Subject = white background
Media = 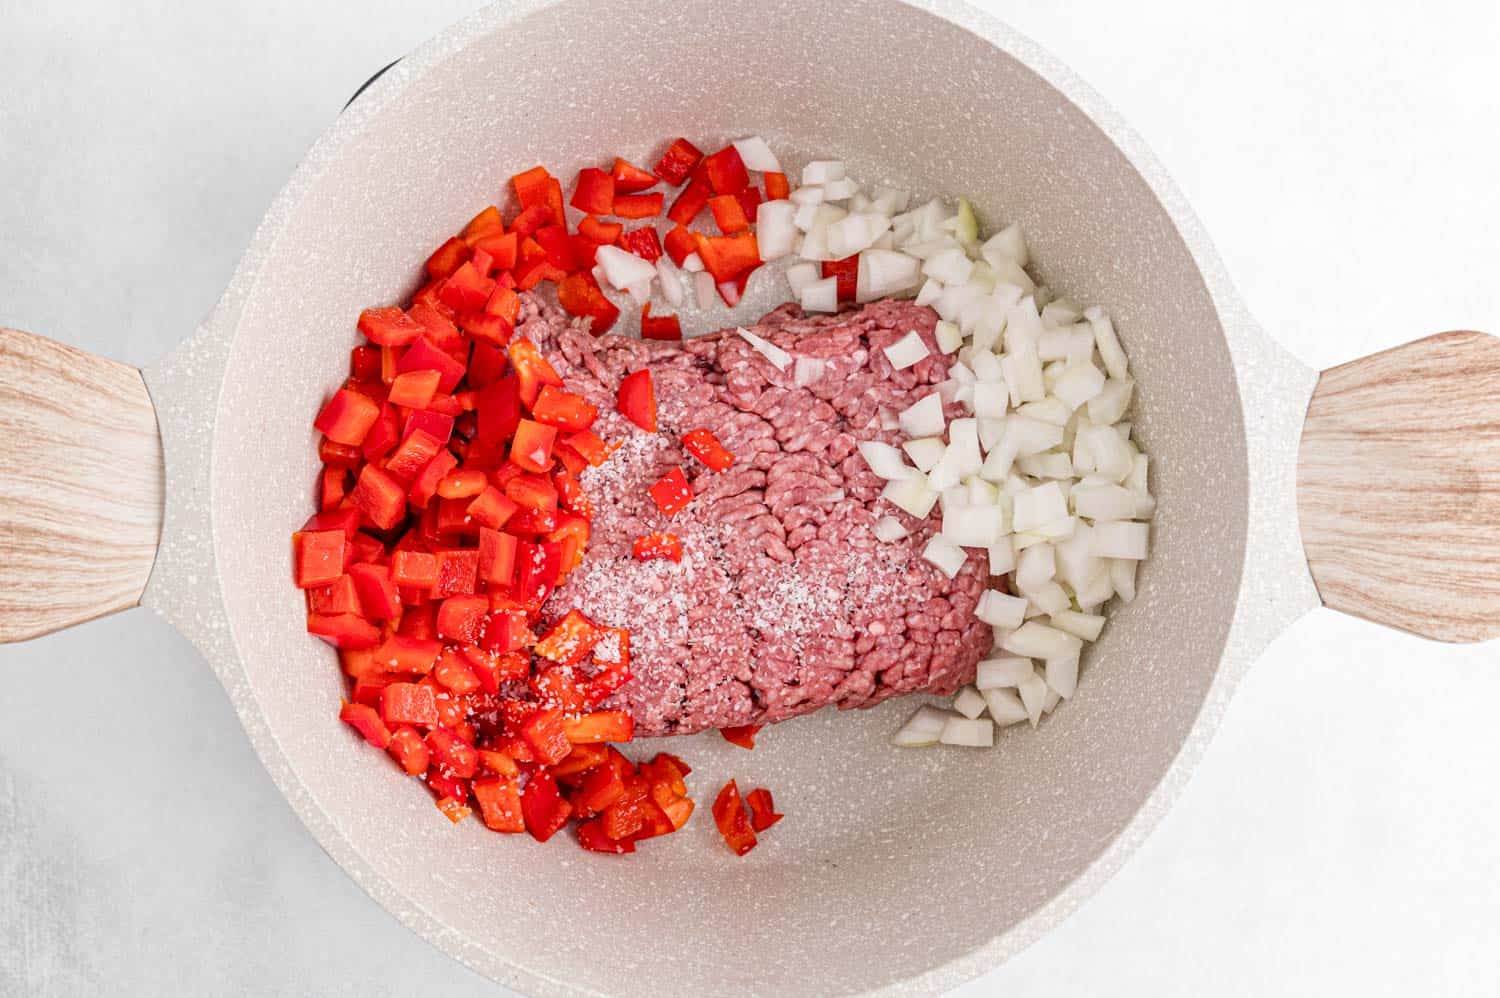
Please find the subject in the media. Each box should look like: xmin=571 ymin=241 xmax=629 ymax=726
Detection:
xmin=3 ymin=2 xmax=1498 ymax=995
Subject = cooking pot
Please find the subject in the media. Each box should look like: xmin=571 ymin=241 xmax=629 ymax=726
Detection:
xmin=3 ymin=1 xmax=1497 ymax=994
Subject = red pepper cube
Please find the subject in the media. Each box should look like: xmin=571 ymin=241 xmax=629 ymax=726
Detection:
xmin=371 ymin=634 xmax=442 ymax=674
xmin=436 ymin=469 xmax=487 ymax=500
xmin=391 ymin=549 xmax=438 ymax=590
xmin=319 ymin=466 xmax=349 ymax=511
xmin=531 ymin=385 xmax=598 ymax=432
xmin=360 ymin=403 xmax=402 ymax=463
xmin=398 ymin=336 xmax=467 ymax=394
xmin=463 ymin=646 xmax=529 ymax=692
xmin=433 ymin=647 xmax=482 ymax=694
xmin=384 ymin=428 xmax=442 ymax=484
xmin=504 ymin=472 xmax=558 ymax=514
xmin=520 ymin=769 xmax=573 ymax=842
xmin=823 ymin=255 xmax=859 ymax=302
xmin=348 ymin=562 xmax=400 ymax=620
xmin=357 ymin=306 xmax=424 ymax=348
xmin=563 ymin=429 xmax=610 ymax=467
xmin=435 ymin=595 xmax=489 ymax=644
xmin=556 ymin=272 xmax=621 ymax=337
xmin=514 ymin=540 xmax=562 ymax=609
xmin=520 ymin=708 xmax=573 ymax=767
xmin=632 ymin=531 xmax=683 ymax=562
xmin=552 ymin=743 xmax=610 ymax=781
xmin=553 ymin=468 xmax=595 ymax=519
xmin=406 ymin=409 xmax=455 ymax=446
xmin=437 ymin=261 xmax=495 ymax=313
xmin=692 ymin=231 xmax=760 ymax=283
xmin=467 ymin=486 xmax=519 ymax=531
xmin=309 ymin=612 xmax=382 ymax=650
xmin=571 ymin=764 xmax=626 ymax=818
xmin=745 ymin=787 xmax=783 ymax=832
xmin=611 ymin=192 xmax=663 ymax=219
xmin=601 ymin=796 xmax=646 ymax=841
xmin=711 ymin=779 xmax=758 ymax=856
xmin=735 ymin=185 xmax=763 ymax=224
xmin=349 ymin=532 xmax=384 ymax=565
xmin=562 ymin=710 xmax=635 ymax=744
xmin=435 ymin=496 xmax=478 ymax=539
xmin=475 ymin=373 xmax=522 ymax=447
xmin=653 ymin=137 xmax=704 ymax=186
xmin=507 ymin=338 xmax=564 ymax=409
xmin=339 ymin=701 xmax=391 ymax=748
xmin=380 ymin=681 xmax=439 ymax=727
xmin=662 ymin=225 xmax=697 ymax=268
xmin=479 ymin=608 xmax=531 ymax=653
xmin=764 ymin=171 xmax=791 ymax=200
xmin=666 ymin=173 xmax=711 ymax=227
xmin=611 ymin=156 xmax=658 ymax=193
xmin=319 ymin=436 xmax=363 ymax=469
xmin=477 ymin=527 xmax=519 ymax=588
xmin=293 ymin=530 xmax=346 ymax=589
xmin=472 ymin=776 xmax=525 ymax=833
xmin=425 ymin=727 xmax=479 ymax=779
xmin=307 ymin=574 xmax=359 ymax=615
xmin=616 ymin=369 xmax=657 ymax=433
xmin=508 ymin=418 xmax=558 ymax=473
xmin=349 ymin=465 xmax=406 ymax=532
xmin=407 ymin=450 xmax=458 ymax=511
xmin=648 ymin=466 xmax=692 ymax=516
xmin=313 ymin=388 xmax=381 ymax=447
xmin=425 ymin=237 xmax=469 ymax=279
xmin=533 ymin=609 xmax=602 ymax=666
xmin=639 ymin=304 xmax=682 ymax=341
xmin=577 ymin=819 xmax=636 ymax=853
xmin=386 ymin=726 xmax=431 ymax=775
xmin=720 ymin=723 xmax=761 ymax=750
xmin=707 ymin=194 xmax=750 ymax=235
xmin=682 ymin=427 xmax=736 ymax=471
xmin=431 ymin=549 xmax=479 ymax=598
xmin=570 ymin=167 xmax=615 ymax=215
xmin=396 ymin=599 xmax=437 ymax=638
xmin=702 ymin=146 xmax=750 ymax=195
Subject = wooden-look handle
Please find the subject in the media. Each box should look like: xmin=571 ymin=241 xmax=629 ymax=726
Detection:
xmin=0 ymin=328 xmax=164 ymax=642
xmin=1298 ymin=330 xmax=1500 ymax=643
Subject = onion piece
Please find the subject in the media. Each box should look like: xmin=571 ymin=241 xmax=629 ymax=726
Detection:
xmin=891 ymin=705 xmax=951 ymax=747
xmin=826 ymin=212 xmax=892 ymax=258
xmin=790 ymin=186 xmax=825 ymax=206
xmin=934 ymin=320 xmax=964 ymax=353
xmin=858 ymin=440 xmax=917 ymax=481
xmin=940 ymin=716 xmax=994 ymax=747
xmin=922 ymin=535 xmax=967 ymax=578
xmin=976 ymin=655 xmax=1034 ymax=690
xmin=801 ymin=160 xmax=846 ymax=185
xmin=883 ymin=330 xmax=930 ymax=371
xmin=655 ymin=258 xmax=685 ymax=307
xmin=734 ymin=326 xmax=792 ymax=371
xmin=881 ymin=476 xmax=938 ymax=519
xmin=953 ymin=685 xmax=987 ymax=720
xmin=595 ymin=245 xmax=657 ymax=291
xmin=981 ymin=687 xmax=1029 ymax=727
xmin=1090 ymin=521 xmax=1149 ymax=560
xmin=987 ymin=538 xmax=1016 ymax=575
xmin=1088 ymin=377 xmax=1134 ymax=425
xmin=1044 ymin=654 xmax=1079 ymax=699
xmin=897 ymin=395 xmax=944 ymax=439
xmin=1028 ymin=580 xmax=1072 ymax=616
xmin=1085 ymin=306 xmax=1128 ymax=380
xmin=976 ymin=589 xmax=1027 ymax=630
xmin=1050 ymin=610 xmax=1105 ymax=642
xmin=942 ymin=505 xmax=1003 ymax=549
xmin=855 ymin=249 xmax=922 ymax=302
xmin=785 ymin=261 xmax=822 ymax=296
xmin=756 ymin=199 xmax=797 ymax=261
xmin=1110 ymin=557 xmax=1138 ymax=602
xmin=822 ymin=177 xmax=860 ymax=201
xmin=1001 ymin=622 xmax=1082 ymax=661
xmin=1012 ymin=482 xmax=1068 ymax=532
xmin=1017 ymin=671 xmax=1049 ymax=726
xmin=731 ymin=135 xmax=781 ymax=172
xmin=1052 ymin=362 xmax=1106 ymax=409
xmin=902 ymin=436 xmax=946 ymax=472
xmin=800 ymin=275 xmax=838 ymax=313
xmin=981 ymin=222 xmax=1029 ymax=268
xmin=1072 ymin=483 xmax=1137 ymax=521
xmin=873 ymin=515 xmax=910 ymax=543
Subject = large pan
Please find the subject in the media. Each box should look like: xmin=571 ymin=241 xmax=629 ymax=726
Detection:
xmin=3 ymin=1 xmax=1496 ymax=994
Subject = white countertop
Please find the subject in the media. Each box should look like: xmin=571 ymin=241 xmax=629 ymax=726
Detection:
xmin=2 ymin=2 xmax=1497 ymax=994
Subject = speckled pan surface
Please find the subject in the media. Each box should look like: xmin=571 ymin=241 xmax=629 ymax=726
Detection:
xmin=139 ymin=1 xmax=1322 ymax=994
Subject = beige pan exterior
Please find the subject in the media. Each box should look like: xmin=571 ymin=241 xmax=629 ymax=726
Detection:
xmin=6 ymin=0 xmax=1488 ymax=995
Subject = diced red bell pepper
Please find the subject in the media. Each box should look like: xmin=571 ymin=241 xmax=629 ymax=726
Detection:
xmin=437 ymin=261 xmax=495 ymax=314
xmin=636 ymin=304 xmax=681 ymax=342
xmin=711 ymin=779 xmax=758 ymax=856
xmin=426 ymin=728 xmax=479 ymax=778
xmin=319 ymin=436 xmax=363 ymax=469
xmin=307 ymin=564 xmax=356 ymax=611
xmin=600 ymin=796 xmax=646 ymax=841
xmin=462 ymin=646 xmax=529 ymax=692
xmin=314 ymin=388 xmax=381 ymax=446
xmin=529 ymin=665 xmax=588 ymax=714
xmin=398 ymin=336 xmax=467 ymax=394
xmin=425 ymin=237 xmax=469 ymax=279
xmin=357 ymin=306 xmax=424 ymax=348
xmin=720 ymin=724 xmax=761 ymax=750
xmin=736 ymin=185 xmax=763 ymax=224
xmin=702 ymin=146 xmax=749 ymax=195
xmin=662 ymin=225 xmax=697 ymax=267
xmin=468 ymin=487 xmax=519 ymax=531
xmin=436 ymin=468 xmax=487 ymax=500
xmin=692 ymin=231 xmax=760 ymax=283
xmin=745 ymin=787 xmax=783 ymax=832
xmin=504 ymin=472 xmax=558 ymax=514
xmin=571 ymin=762 xmax=625 ymax=817
xmin=507 ymin=338 xmax=563 ymax=409
xmin=405 ymin=449 xmax=457 ymax=511
xmin=351 ymin=676 xmax=391 ymax=707
xmin=433 ymin=647 xmax=482 ymax=694
xmin=515 ymin=539 xmax=562 ymax=610
xmin=633 ymin=797 xmax=680 ymax=840
xmin=682 ymin=427 xmax=736 ymax=471
xmin=619 ymin=226 xmax=663 ymax=263
xmin=574 ymin=217 xmax=619 ymax=247
xmin=350 ymin=464 xmax=407 ymax=531
xmin=293 ymin=529 xmax=346 ymax=589
xmin=433 ymin=797 xmax=471 ymax=823
xmin=479 ymin=608 xmax=531 ymax=653
xmin=396 ymin=599 xmax=437 ymax=638
xmin=467 ymin=341 xmax=506 ymax=391
xmin=476 ymin=527 xmax=519 ymax=588
xmin=553 ymin=467 xmax=595 ymax=519
xmin=570 ymin=167 xmax=615 ymax=215
xmin=406 ymin=409 xmax=455 ymax=446
xmin=632 ymin=532 xmax=682 ymax=562
xmin=611 ymin=193 xmax=662 ymax=219
xmin=435 ymin=595 xmax=489 ymax=644
xmin=349 ymin=562 xmax=400 ymax=620
xmin=552 ymin=743 xmax=609 ymax=780
xmin=611 ymin=156 xmax=658 ymax=192
xmin=460 ymin=204 xmax=505 ymax=243
xmin=534 ymin=609 xmax=602 ymax=666
xmin=477 ymin=749 xmax=519 ymax=778
xmin=301 ymin=506 xmax=361 ymax=538
xmin=764 ymin=171 xmax=791 ymax=200
xmin=340 ymin=701 xmax=391 ymax=748
xmin=648 ymin=466 xmax=692 ymax=516
xmin=381 ymin=681 xmax=439 ymax=727
xmin=507 ymin=204 xmax=551 ymax=239
xmin=616 ymin=369 xmax=657 ymax=433
xmin=458 ymin=311 xmax=512 ymax=347
xmin=532 ymin=224 xmax=578 ymax=272
xmin=508 ymin=418 xmax=558 ymax=473
xmin=563 ymin=429 xmax=610 ymax=466
xmin=556 ymin=272 xmax=621 ymax=337
xmin=386 ymin=726 xmax=431 ymax=775
xmin=707 ymin=194 xmax=750 ymax=235
xmin=520 ymin=707 xmax=573 ymax=767
xmin=372 ymin=634 xmax=442 ymax=674
xmin=583 ymin=659 xmax=632 ymax=707
xmin=360 ymin=403 xmax=402 ymax=463
xmin=512 ymin=165 xmax=566 ymax=227
xmin=530 ymin=386 xmax=598 ymax=433
xmin=475 ymin=373 xmax=522 ymax=448
xmin=667 ymin=173 xmax=711 ymax=226
xmin=823 ymin=255 xmax=859 ymax=303
xmin=391 ymin=549 xmax=438 ymax=590
xmin=472 ymin=775 xmax=525 ymax=833
xmin=562 ymin=711 xmax=634 ymax=744
xmin=654 ymin=138 xmax=704 ymax=186
xmin=387 ymin=369 xmax=441 ymax=409
xmin=576 ymin=819 xmax=636 ymax=853
xmin=431 ymin=548 xmax=479 ymax=598
xmin=520 ymin=770 xmax=572 ymax=843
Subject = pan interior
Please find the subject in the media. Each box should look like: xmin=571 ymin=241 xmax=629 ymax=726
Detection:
xmin=210 ymin=1 xmax=1248 ymax=993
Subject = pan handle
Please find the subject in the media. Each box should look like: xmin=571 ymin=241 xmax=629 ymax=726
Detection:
xmin=1297 ymin=330 xmax=1500 ymax=642
xmin=0 ymin=327 xmax=164 ymax=642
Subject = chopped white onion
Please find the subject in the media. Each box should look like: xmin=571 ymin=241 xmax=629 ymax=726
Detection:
xmin=953 ymin=685 xmax=988 ymax=720
xmin=800 ymin=275 xmax=838 ymax=313
xmin=873 ymin=515 xmax=910 ymax=543
xmin=790 ymin=186 xmax=825 ymax=206
xmin=1050 ymin=610 xmax=1105 ymax=642
xmin=1015 ymin=542 xmax=1056 ymax=594
xmin=785 ymin=261 xmax=822 ymax=296
xmin=976 ymin=590 xmax=1028 ymax=630
xmin=1110 ymin=557 xmax=1138 ymax=602
xmin=1085 ymin=306 xmax=1128 ymax=380
xmin=1044 ymin=654 xmax=1079 ymax=699
xmin=923 ymin=246 xmax=975 ymax=286
xmin=821 ymin=176 xmax=860 ymax=201
xmin=881 ymin=476 xmax=938 ymax=519
xmin=595 ymin=245 xmax=658 ymax=292
xmin=858 ymin=440 xmax=917 ymax=481
xmin=756 ymin=200 xmax=798 ymax=261
xmin=1052 ymin=362 xmax=1106 ymax=409
xmin=735 ymin=326 xmax=792 ymax=371
xmin=934 ymin=320 xmax=964 ymax=353
xmin=902 ymin=437 xmax=946 ymax=472
xmin=827 ymin=212 xmax=891 ymax=258
xmin=1012 ymin=482 xmax=1068 ymax=533
xmin=981 ymin=222 xmax=1028 ymax=268
xmin=981 ymin=687 xmax=1030 ymax=727
xmin=976 ymin=656 xmax=1034 ymax=689
xmin=1090 ymin=521 xmax=1149 ymax=560
xmin=682 ymin=252 xmax=705 ymax=273
xmin=1088 ymin=377 xmax=1134 ymax=425
xmin=942 ymin=505 xmax=1003 ymax=549
xmin=987 ymin=538 xmax=1016 ymax=575
xmin=891 ymin=705 xmax=952 ymax=747
xmin=1017 ymin=671 xmax=1049 ymax=726
xmin=1072 ymin=483 xmax=1138 ymax=521
xmin=922 ymin=535 xmax=968 ymax=578
xmin=883 ymin=330 xmax=931 ymax=371
xmin=801 ymin=160 xmax=846 ymax=185
xmin=856 ymin=249 xmax=922 ymax=302
xmin=1027 ymin=580 xmax=1072 ymax=616
xmin=655 ymin=258 xmax=685 ymax=308
xmin=1002 ymin=622 xmax=1082 ymax=662
xmin=732 ymin=135 xmax=782 ymax=173
xmin=940 ymin=716 xmax=994 ymax=747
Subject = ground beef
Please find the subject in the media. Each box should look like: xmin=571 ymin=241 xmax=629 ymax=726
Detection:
xmin=518 ymin=294 xmax=992 ymax=737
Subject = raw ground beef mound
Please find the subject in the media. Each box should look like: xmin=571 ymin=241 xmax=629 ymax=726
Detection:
xmin=519 ymin=294 xmax=992 ymax=737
